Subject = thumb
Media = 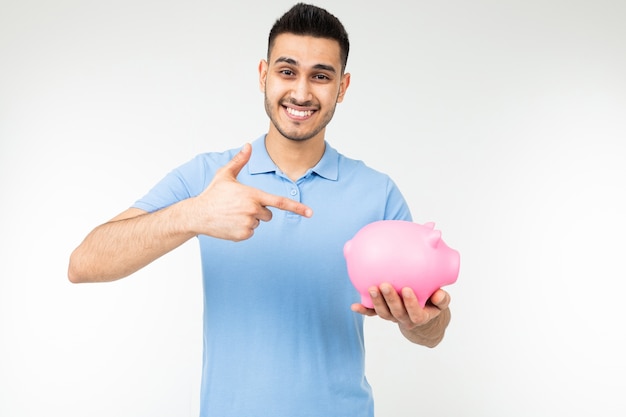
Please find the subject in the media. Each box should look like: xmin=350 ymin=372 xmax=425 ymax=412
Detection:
xmin=220 ymin=143 xmax=252 ymax=179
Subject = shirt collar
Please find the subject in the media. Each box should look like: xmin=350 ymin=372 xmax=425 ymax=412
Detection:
xmin=248 ymin=136 xmax=278 ymax=174
xmin=248 ymin=135 xmax=338 ymax=181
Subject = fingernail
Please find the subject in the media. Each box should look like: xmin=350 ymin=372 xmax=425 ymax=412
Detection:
xmin=369 ymin=288 xmax=378 ymax=299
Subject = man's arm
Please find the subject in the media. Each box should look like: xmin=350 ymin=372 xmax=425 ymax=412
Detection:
xmin=68 ymin=143 xmax=313 ymax=283
xmin=68 ymin=206 xmax=195 ymax=283
xmin=351 ymin=285 xmax=451 ymax=348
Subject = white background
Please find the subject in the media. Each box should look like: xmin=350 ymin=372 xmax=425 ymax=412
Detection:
xmin=1 ymin=0 xmax=625 ymax=416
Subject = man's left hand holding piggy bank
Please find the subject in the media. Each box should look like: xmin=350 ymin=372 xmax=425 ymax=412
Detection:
xmin=351 ymin=286 xmax=451 ymax=348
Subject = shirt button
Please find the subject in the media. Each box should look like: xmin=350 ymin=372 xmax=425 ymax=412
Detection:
xmin=290 ymin=189 xmax=298 ymax=196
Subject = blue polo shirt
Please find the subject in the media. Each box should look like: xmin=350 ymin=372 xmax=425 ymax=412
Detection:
xmin=133 ymin=135 xmax=412 ymax=417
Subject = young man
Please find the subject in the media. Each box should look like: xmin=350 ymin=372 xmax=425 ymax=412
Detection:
xmin=69 ymin=3 xmax=451 ymax=416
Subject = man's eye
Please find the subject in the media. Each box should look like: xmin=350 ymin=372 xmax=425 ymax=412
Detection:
xmin=314 ymin=74 xmax=330 ymax=80
xmin=280 ymin=69 xmax=295 ymax=76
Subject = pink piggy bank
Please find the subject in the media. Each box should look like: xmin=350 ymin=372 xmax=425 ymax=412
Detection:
xmin=343 ymin=220 xmax=460 ymax=308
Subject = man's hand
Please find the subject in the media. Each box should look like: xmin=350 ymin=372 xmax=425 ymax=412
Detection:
xmin=351 ymin=284 xmax=451 ymax=347
xmin=183 ymin=143 xmax=313 ymax=241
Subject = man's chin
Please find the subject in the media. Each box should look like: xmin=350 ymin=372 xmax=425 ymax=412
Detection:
xmin=276 ymin=128 xmax=319 ymax=142
xmin=284 ymin=134 xmax=315 ymax=142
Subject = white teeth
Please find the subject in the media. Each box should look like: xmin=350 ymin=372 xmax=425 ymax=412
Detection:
xmin=287 ymin=107 xmax=313 ymax=117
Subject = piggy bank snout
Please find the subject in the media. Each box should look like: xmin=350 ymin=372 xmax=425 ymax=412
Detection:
xmin=441 ymin=247 xmax=461 ymax=286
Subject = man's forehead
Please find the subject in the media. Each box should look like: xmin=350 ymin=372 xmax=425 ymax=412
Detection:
xmin=269 ymin=33 xmax=341 ymax=68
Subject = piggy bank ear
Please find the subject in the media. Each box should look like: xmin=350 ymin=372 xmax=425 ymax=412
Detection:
xmin=427 ymin=230 xmax=442 ymax=248
xmin=423 ymin=222 xmax=436 ymax=230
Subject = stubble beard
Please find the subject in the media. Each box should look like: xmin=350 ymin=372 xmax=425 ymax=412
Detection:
xmin=264 ymin=94 xmax=337 ymax=142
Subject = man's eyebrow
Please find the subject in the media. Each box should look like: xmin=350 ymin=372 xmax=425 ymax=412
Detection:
xmin=313 ymin=63 xmax=337 ymax=74
xmin=274 ymin=57 xmax=337 ymax=74
xmin=275 ymin=56 xmax=298 ymax=66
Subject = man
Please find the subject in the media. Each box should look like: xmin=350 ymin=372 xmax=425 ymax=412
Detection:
xmin=68 ymin=3 xmax=451 ymax=416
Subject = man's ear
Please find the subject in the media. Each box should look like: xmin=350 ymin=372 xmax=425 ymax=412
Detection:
xmin=258 ymin=60 xmax=268 ymax=92
xmin=337 ymin=72 xmax=351 ymax=103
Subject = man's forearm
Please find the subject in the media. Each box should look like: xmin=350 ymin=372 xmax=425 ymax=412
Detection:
xmin=68 ymin=205 xmax=196 ymax=283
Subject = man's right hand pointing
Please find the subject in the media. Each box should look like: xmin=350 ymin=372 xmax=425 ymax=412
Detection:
xmin=184 ymin=143 xmax=313 ymax=241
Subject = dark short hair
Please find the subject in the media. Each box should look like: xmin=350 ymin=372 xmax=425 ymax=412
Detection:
xmin=268 ymin=3 xmax=350 ymax=72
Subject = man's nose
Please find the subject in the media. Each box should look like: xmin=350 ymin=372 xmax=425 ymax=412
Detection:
xmin=290 ymin=77 xmax=313 ymax=104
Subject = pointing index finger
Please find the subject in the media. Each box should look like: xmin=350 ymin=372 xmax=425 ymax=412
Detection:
xmin=256 ymin=190 xmax=313 ymax=218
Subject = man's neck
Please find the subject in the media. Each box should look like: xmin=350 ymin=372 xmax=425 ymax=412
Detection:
xmin=265 ymin=131 xmax=326 ymax=181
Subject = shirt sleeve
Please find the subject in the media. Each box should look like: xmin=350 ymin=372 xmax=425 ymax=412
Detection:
xmin=384 ymin=178 xmax=413 ymax=221
xmin=132 ymin=154 xmax=211 ymax=213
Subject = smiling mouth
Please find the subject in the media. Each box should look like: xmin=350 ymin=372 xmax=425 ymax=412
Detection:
xmin=285 ymin=106 xmax=315 ymax=118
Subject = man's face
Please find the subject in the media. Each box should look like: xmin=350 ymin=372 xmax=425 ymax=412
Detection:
xmin=259 ymin=33 xmax=350 ymax=142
